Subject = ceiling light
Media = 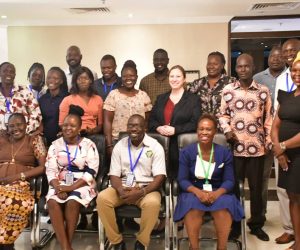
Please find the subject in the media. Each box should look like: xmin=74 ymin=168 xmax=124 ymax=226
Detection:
xmin=1 ymin=15 xmax=7 ymax=19
xmin=128 ymin=13 xmax=133 ymax=18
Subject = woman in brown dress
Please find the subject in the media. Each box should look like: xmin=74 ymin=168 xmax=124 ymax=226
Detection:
xmin=0 ymin=113 xmax=46 ymax=250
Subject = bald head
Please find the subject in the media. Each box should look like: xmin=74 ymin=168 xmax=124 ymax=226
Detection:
xmin=235 ymin=53 xmax=255 ymax=85
xmin=66 ymin=45 xmax=82 ymax=69
xmin=282 ymin=39 xmax=300 ymax=67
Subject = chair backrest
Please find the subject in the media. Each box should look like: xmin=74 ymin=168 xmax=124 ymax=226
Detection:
xmin=177 ymin=133 xmax=228 ymax=150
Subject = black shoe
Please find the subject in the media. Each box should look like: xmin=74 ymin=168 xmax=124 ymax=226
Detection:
xmin=134 ymin=241 xmax=145 ymax=250
xmin=250 ymin=228 xmax=269 ymax=241
xmin=228 ymin=228 xmax=241 ymax=240
xmin=151 ymin=227 xmax=165 ymax=235
xmin=91 ymin=211 xmax=98 ymax=230
xmin=124 ymin=218 xmax=140 ymax=231
xmin=113 ymin=241 xmax=126 ymax=250
xmin=77 ymin=214 xmax=88 ymax=230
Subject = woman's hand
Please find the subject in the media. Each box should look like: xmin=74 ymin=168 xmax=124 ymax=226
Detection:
xmin=207 ymin=190 xmax=221 ymax=204
xmin=194 ymin=189 xmax=210 ymax=204
xmin=57 ymin=192 xmax=68 ymax=200
xmin=156 ymin=125 xmax=175 ymax=136
xmin=272 ymin=142 xmax=284 ymax=158
xmin=277 ymin=154 xmax=290 ymax=171
xmin=57 ymin=184 xmax=74 ymax=193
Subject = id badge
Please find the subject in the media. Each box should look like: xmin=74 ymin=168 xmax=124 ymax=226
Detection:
xmin=4 ymin=113 xmax=12 ymax=125
xmin=65 ymin=172 xmax=74 ymax=185
xmin=203 ymin=184 xmax=213 ymax=192
xmin=125 ymin=172 xmax=135 ymax=187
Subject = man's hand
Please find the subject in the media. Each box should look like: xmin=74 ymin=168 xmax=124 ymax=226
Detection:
xmin=225 ymin=131 xmax=238 ymax=144
xmin=121 ymin=187 xmax=144 ymax=204
xmin=272 ymin=142 xmax=284 ymax=158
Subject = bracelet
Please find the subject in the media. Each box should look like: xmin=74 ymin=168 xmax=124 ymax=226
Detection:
xmin=20 ymin=172 xmax=26 ymax=181
xmin=279 ymin=142 xmax=286 ymax=151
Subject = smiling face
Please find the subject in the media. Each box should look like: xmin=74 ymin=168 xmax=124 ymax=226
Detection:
xmin=127 ymin=115 xmax=145 ymax=145
xmin=206 ymin=55 xmax=224 ymax=78
xmin=66 ymin=47 xmax=82 ymax=68
xmin=0 ymin=63 xmax=16 ymax=86
xmin=46 ymin=70 xmax=63 ymax=91
xmin=62 ymin=115 xmax=81 ymax=141
xmin=153 ymin=51 xmax=169 ymax=73
xmin=76 ymin=72 xmax=92 ymax=93
xmin=121 ymin=67 xmax=138 ymax=90
xmin=282 ymin=40 xmax=300 ymax=67
xmin=7 ymin=115 xmax=27 ymax=141
xmin=168 ymin=67 xmax=185 ymax=90
xmin=101 ymin=59 xmax=117 ymax=81
xmin=291 ymin=61 xmax=300 ymax=86
xmin=197 ymin=118 xmax=217 ymax=145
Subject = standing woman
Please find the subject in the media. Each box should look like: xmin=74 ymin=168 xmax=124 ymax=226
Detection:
xmin=39 ymin=67 xmax=69 ymax=146
xmin=103 ymin=60 xmax=152 ymax=155
xmin=271 ymin=52 xmax=300 ymax=250
xmin=59 ymin=66 xmax=103 ymax=136
xmin=27 ymin=62 xmax=47 ymax=100
xmin=0 ymin=62 xmax=41 ymax=134
xmin=187 ymin=52 xmax=235 ymax=118
xmin=149 ymin=65 xmax=201 ymax=179
xmin=46 ymin=106 xmax=99 ymax=250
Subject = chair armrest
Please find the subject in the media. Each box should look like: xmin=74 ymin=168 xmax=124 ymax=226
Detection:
xmin=239 ymin=180 xmax=245 ymax=198
xmin=164 ymin=178 xmax=170 ymax=196
xmin=172 ymin=179 xmax=179 ymax=196
xmin=99 ymin=175 xmax=110 ymax=191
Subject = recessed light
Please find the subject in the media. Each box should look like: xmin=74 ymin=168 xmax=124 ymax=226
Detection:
xmin=261 ymin=42 xmax=264 ymax=45
xmin=264 ymin=45 xmax=268 ymax=48
xmin=1 ymin=15 xmax=7 ymax=19
xmin=128 ymin=13 xmax=133 ymax=18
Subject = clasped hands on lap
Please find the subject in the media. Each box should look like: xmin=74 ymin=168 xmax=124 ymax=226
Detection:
xmin=117 ymin=186 xmax=145 ymax=204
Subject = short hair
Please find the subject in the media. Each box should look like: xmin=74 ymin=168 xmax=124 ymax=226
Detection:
xmin=67 ymin=45 xmax=81 ymax=55
xmin=27 ymin=62 xmax=45 ymax=87
xmin=154 ymin=48 xmax=168 ymax=57
xmin=70 ymin=66 xmax=97 ymax=96
xmin=48 ymin=67 xmax=68 ymax=93
xmin=101 ymin=54 xmax=116 ymax=65
xmin=208 ymin=51 xmax=226 ymax=74
xmin=270 ymin=45 xmax=282 ymax=53
xmin=169 ymin=65 xmax=186 ymax=78
xmin=8 ymin=113 xmax=26 ymax=124
xmin=121 ymin=60 xmax=137 ymax=75
xmin=0 ymin=61 xmax=10 ymax=71
xmin=197 ymin=113 xmax=218 ymax=130
xmin=66 ymin=104 xmax=84 ymax=127
xmin=127 ymin=114 xmax=145 ymax=126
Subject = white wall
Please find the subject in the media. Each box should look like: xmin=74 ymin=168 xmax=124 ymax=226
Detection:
xmin=7 ymin=23 xmax=228 ymax=85
xmin=0 ymin=25 xmax=8 ymax=64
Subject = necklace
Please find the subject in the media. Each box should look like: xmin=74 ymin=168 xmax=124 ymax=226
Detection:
xmin=11 ymin=136 xmax=27 ymax=163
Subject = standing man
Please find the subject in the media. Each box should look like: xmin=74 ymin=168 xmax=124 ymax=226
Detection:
xmin=64 ymin=45 xmax=98 ymax=91
xmin=139 ymin=48 xmax=171 ymax=105
xmin=97 ymin=114 xmax=166 ymax=250
xmin=272 ymin=38 xmax=300 ymax=246
xmin=94 ymin=54 xmax=122 ymax=101
xmin=219 ymin=54 xmax=272 ymax=241
xmin=253 ymin=45 xmax=286 ymax=223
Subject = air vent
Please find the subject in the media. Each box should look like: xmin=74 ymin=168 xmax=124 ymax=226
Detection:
xmin=68 ymin=7 xmax=110 ymax=14
xmin=249 ymin=2 xmax=300 ymax=11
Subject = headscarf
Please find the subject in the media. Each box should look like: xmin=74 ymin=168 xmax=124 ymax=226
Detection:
xmin=293 ymin=51 xmax=300 ymax=65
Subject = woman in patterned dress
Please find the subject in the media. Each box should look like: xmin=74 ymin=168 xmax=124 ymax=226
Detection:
xmin=0 ymin=113 xmax=46 ymax=250
xmin=46 ymin=106 xmax=99 ymax=250
xmin=103 ymin=60 xmax=152 ymax=156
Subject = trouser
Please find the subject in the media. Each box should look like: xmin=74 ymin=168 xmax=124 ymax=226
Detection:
xmin=275 ymin=158 xmax=294 ymax=235
xmin=262 ymin=151 xmax=274 ymax=218
xmin=97 ymin=187 xmax=161 ymax=247
xmin=234 ymin=156 xmax=265 ymax=230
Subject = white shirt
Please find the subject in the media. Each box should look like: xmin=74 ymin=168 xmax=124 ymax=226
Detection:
xmin=64 ymin=68 xmax=98 ymax=92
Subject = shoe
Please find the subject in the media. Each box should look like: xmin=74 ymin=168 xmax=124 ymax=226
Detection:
xmin=275 ymin=232 xmax=294 ymax=244
xmin=134 ymin=240 xmax=145 ymax=250
xmin=77 ymin=214 xmax=88 ymax=230
xmin=228 ymin=228 xmax=241 ymax=240
xmin=91 ymin=211 xmax=98 ymax=230
xmin=250 ymin=228 xmax=269 ymax=241
xmin=113 ymin=241 xmax=126 ymax=250
xmin=151 ymin=227 xmax=165 ymax=235
xmin=124 ymin=218 xmax=140 ymax=231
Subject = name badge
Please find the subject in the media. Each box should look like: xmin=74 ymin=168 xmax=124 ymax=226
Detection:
xmin=65 ymin=172 xmax=74 ymax=185
xmin=203 ymin=184 xmax=213 ymax=192
xmin=125 ymin=172 xmax=135 ymax=187
xmin=4 ymin=113 xmax=12 ymax=125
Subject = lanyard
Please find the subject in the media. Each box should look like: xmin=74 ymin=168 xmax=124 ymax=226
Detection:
xmin=286 ymin=73 xmax=295 ymax=93
xmin=128 ymin=138 xmax=144 ymax=173
xmin=28 ymin=85 xmax=42 ymax=100
xmin=103 ymin=81 xmax=115 ymax=94
xmin=64 ymin=136 xmax=80 ymax=171
xmin=197 ymin=143 xmax=214 ymax=184
xmin=0 ymin=87 xmax=13 ymax=113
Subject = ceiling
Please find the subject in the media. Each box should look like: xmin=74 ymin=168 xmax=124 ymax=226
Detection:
xmin=0 ymin=0 xmax=300 ymax=26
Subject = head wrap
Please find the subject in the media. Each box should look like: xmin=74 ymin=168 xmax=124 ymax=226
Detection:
xmin=293 ymin=51 xmax=300 ymax=65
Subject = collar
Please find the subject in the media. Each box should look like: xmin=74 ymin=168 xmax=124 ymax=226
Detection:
xmin=233 ymin=80 xmax=259 ymax=90
xmin=100 ymin=74 xmax=119 ymax=85
xmin=128 ymin=133 xmax=151 ymax=148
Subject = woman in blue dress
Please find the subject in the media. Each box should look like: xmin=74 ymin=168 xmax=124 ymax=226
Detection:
xmin=173 ymin=114 xmax=244 ymax=250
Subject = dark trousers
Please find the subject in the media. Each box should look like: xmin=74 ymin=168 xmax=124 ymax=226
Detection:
xmin=234 ymin=156 xmax=265 ymax=230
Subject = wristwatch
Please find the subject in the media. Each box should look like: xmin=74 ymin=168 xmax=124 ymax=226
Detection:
xmin=279 ymin=142 xmax=287 ymax=151
xmin=20 ymin=172 xmax=26 ymax=181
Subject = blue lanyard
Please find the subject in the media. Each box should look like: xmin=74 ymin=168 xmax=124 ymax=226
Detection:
xmin=1 ymin=87 xmax=13 ymax=113
xmin=128 ymin=138 xmax=144 ymax=173
xmin=103 ymin=81 xmax=115 ymax=94
xmin=64 ymin=137 xmax=80 ymax=171
xmin=29 ymin=85 xmax=42 ymax=100
xmin=286 ymin=73 xmax=295 ymax=93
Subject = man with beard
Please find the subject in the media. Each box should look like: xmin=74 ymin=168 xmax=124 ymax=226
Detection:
xmin=64 ymin=45 xmax=98 ymax=91
xmin=94 ymin=54 xmax=122 ymax=101
xmin=97 ymin=114 xmax=166 ymax=250
xmin=139 ymin=49 xmax=171 ymax=105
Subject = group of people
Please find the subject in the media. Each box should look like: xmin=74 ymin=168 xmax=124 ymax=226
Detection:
xmin=0 ymin=37 xmax=299 ymax=250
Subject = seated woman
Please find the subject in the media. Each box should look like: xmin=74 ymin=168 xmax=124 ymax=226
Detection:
xmin=39 ymin=67 xmax=69 ymax=146
xmin=59 ymin=66 xmax=103 ymax=136
xmin=148 ymin=65 xmax=201 ymax=179
xmin=173 ymin=114 xmax=244 ymax=250
xmin=46 ymin=105 xmax=99 ymax=250
xmin=0 ymin=113 xmax=46 ymax=250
